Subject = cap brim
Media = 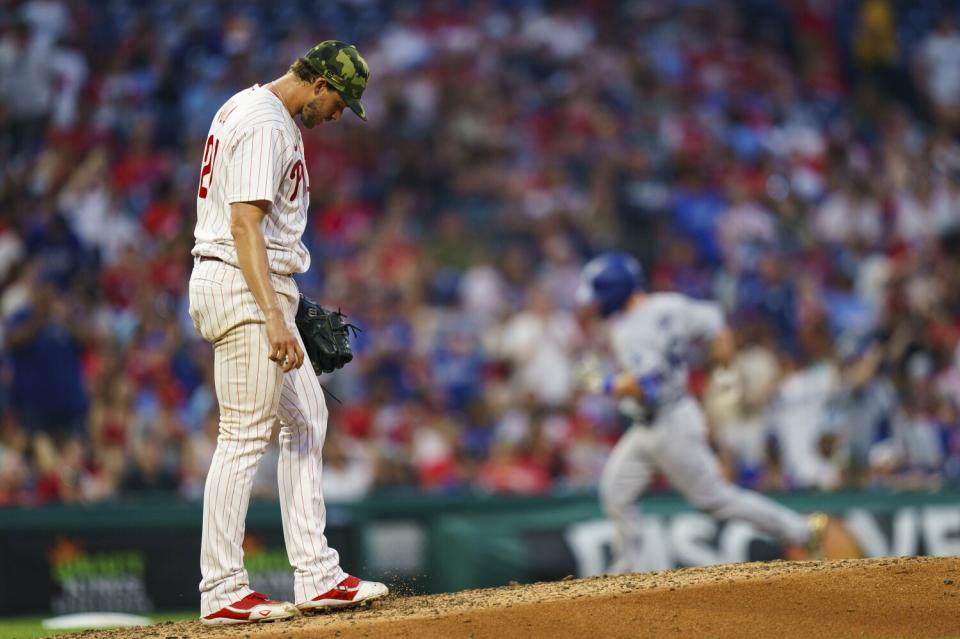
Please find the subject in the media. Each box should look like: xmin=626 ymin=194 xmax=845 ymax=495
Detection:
xmin=343 ymin=95 xmax=367 ymax=121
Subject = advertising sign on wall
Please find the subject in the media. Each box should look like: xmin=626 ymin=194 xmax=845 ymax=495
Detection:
xmin=0 ymin=506 xmax=355 ymax=615
xmin=3 ymin=492 xmax=960 ymax=615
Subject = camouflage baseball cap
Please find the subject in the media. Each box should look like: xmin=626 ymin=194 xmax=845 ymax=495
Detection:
xmin=302 ymin=40 xmax=370 ymax=121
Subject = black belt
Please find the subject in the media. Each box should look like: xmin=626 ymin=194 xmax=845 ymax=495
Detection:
xmin=197 ymin=255 xmax=293 ymax=277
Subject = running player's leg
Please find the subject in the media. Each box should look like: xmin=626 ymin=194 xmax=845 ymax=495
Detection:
xmin=599 ymin=426 xmax=656 ymax=574
xmin=199 ymin=321 xmax=284 ymax=616
xmin=276 ymin=328 xmax=346 ymax=605
xmin=658 ymin=399 xmax=810 ymax=545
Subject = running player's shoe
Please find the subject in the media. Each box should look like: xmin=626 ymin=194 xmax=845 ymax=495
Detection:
xmin=807 ymin=512 xmax=829 ymax=560
xmin=297 ymin=574 xmax=389 ymax=612
xmin=201 ymin=591 xmax=300 ymax=625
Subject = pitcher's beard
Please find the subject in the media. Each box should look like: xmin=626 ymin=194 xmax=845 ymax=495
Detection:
xmin=301 ymin=101 xmax=323 ymax=128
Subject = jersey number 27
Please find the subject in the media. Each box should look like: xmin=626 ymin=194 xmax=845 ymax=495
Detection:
xmin=197 ymin=134 xmax=220 ymax=199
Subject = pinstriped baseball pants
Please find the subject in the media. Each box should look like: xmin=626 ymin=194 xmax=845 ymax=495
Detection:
xmin=189 ymin=259 xmax=346 ymax=615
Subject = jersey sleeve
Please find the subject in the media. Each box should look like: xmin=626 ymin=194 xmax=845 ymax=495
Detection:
xmin=224 ymin=126 xmax=288 ymax=204
xmin=684 ymin=298 xmax=725 ymax=340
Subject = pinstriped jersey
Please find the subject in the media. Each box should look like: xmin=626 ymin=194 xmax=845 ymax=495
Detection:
xmin=192 ymin=85 xmax=311 ymax=275
xmin=610 ymin=293 xmax=725 ymax=407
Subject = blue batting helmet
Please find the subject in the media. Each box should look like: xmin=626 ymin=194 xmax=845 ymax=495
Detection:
xmin=576 ymin=252 xmax=644 ymax=318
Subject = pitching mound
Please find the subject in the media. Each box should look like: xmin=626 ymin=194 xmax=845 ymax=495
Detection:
xmin=75 ymin=556 xmax=959 ymax=639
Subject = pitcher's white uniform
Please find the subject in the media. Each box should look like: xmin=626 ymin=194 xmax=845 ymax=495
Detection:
xmin=188 ymin=84 xmax=346 ymax=616
xmin=600 ymin=293 xmax=811 ymax=574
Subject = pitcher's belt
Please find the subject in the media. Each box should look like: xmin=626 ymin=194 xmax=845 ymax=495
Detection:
xmin=196 ymin=255 xmax=293 ymax=277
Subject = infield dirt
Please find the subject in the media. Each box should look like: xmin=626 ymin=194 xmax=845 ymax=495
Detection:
xmin=70 ymin=556 xmax=960 ymax=639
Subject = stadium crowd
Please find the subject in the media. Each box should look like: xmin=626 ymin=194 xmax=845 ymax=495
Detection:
xmin=3 ymin=0 xmax=960 ymax=506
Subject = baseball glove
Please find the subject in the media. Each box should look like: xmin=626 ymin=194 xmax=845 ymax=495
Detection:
xmin=294 ymin=294 xmax=360 ymax=376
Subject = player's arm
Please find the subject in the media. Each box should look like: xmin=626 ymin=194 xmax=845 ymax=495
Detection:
xmin=683 ymin=297 xmax=734 ymax=368
xmin=230 ymin=201 xmax=304 ymax=372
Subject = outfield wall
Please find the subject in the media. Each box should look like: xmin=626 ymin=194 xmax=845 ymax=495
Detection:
xmin=1 ymin=490 xmax=958 ymax=615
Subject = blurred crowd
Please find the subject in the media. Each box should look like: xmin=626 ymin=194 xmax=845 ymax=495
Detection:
xmin=4 ymin=0 xmax=960 ymax=507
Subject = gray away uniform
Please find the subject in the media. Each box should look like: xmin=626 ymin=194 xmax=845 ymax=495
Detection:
xmin=600 ymin=293 xmax=810 ymax=574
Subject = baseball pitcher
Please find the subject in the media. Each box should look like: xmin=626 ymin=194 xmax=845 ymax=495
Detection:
xmin=575 ymin=253 xmax=828 ymax=574
xmin=188 ymin=41 xmax=387 ymax=625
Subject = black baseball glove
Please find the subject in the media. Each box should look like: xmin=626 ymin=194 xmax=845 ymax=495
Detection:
xmin=294 ymin=294 xmax=360 ymax=375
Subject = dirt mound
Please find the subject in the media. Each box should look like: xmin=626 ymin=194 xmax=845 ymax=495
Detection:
xmin=75 ymin=557 xmax=960 ymax=639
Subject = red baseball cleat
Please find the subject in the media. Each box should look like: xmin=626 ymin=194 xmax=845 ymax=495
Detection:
xmin=297 ymin=574 xmax=389 ymax=612
xmin=201 ymin=591 xmax=300 ymax=625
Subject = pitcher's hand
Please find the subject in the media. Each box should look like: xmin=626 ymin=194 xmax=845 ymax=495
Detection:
xmin=266 ymin=309 xmax=304 ymax=372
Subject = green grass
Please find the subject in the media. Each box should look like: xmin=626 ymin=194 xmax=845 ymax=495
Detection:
xmin=0 ymin=612 xmax=196 ymax=639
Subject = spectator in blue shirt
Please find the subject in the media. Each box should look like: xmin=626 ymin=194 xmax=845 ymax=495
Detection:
xmin=6 ymin=284 xmax=91 ymax=440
